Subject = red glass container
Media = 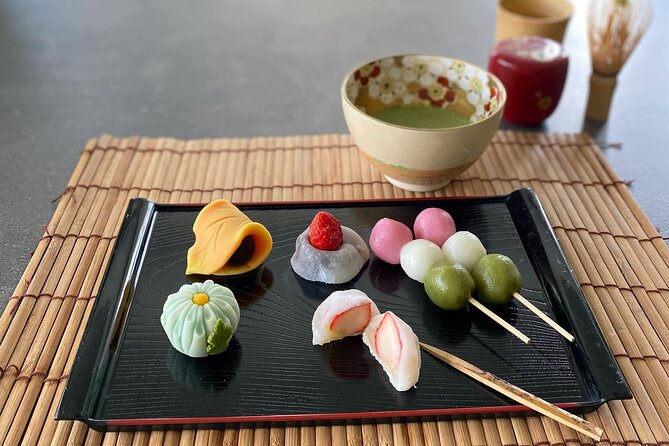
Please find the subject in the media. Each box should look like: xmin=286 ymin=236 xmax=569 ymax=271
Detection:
xmin=488 ymin=36 xmax=568 ymax=125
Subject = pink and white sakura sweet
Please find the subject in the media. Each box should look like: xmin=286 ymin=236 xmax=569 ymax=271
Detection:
xmin=311 ymin=289 xmax=381 ymax=346
xmin=362 ymin=311 xmax=421 ymax=391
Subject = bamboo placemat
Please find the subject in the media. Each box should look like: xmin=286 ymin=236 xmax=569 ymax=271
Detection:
xmin=1 ymin=131 xmax=668 ymax=446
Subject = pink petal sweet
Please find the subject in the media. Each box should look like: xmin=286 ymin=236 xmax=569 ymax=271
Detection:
xmin=369 ymin=218 xmax=413 ymax=265
xmin=413 ymin=208 xmax=456 ymax=246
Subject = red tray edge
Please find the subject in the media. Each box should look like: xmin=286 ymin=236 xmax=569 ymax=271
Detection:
xmin=107 ymin=402 xmax=581 ymax=426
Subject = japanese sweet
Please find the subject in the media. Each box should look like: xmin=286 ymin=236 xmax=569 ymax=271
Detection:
xmin=399 ymin=239 xmax=445 ymax=283
xmin=472 ymin=253 xmax=522 ymax=304
xmin=362 ymin=311 xmax=421 ymax=391
xmin=291 ymin=211 xmax=370 ymax=284
xmin=312 ymin=289 xmax=380 ymax=345
xmin=413 ymin=208 xmax=456 ymax=246
xmin=369 ymin=218 xmax=414 ymax=264
xmin=161 ymin=280 xmax=241 ymax=358
xmin=423 ymin=261 xmax=475 ymax=310
xmin=441 ymin=231 xmax=486 ymax=272
xmin=186 ymin=199 xmax=273 ymax=276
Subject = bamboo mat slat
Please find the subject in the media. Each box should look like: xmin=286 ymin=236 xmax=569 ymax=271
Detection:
xmin=1 ymin=131 xmax=668 ymax=446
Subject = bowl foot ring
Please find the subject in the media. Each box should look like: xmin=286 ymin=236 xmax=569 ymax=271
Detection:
xmin=384 ymin=176 xmax=452 ymax=192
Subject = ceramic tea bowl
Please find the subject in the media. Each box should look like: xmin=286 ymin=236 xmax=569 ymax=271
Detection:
xmin=341 ymin=54 xmax=506 ymax=192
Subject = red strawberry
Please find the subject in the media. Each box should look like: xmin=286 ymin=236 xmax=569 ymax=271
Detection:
xmin=309 ymin=211 xmax=343 ymax=251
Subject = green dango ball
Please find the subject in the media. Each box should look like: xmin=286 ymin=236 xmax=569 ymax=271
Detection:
xmin=424 ymin=261 xmax=474 ymax=310
xmin=472 ymin=254 xmax=522 ymax=305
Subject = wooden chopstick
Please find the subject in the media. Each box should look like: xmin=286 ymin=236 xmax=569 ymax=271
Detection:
xmin=419 ymin=342 xmax=604 ymax=441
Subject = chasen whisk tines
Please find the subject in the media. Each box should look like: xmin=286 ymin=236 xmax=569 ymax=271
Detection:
xmin=586 ymin=0 xmax=653 ymax=121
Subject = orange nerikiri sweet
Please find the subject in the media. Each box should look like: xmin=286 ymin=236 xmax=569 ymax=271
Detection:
xmin=186 ymin=199 xmax=273 ymax=276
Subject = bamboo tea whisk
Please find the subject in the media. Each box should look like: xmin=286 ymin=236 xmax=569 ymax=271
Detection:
xmin=586 ymin=0 xmax=652 ymax=121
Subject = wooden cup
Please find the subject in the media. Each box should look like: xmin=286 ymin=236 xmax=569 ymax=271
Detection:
xmin=496 ymin=0 xmax=572 ymax=43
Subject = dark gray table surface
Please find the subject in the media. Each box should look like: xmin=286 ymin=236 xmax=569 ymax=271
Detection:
xmin=1 ymin=0 xmax=667 ymax=310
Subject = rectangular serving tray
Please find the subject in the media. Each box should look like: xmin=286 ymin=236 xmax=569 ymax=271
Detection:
xmin=57 ymin=188 xmax=630 ymax=431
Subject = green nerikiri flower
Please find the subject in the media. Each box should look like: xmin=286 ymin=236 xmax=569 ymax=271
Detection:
xmin=160 ymin=280 xmax=240 ymax=357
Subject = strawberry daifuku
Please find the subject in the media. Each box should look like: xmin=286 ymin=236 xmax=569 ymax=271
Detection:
xmin=413 ymin=208 xmax=456 ymax=246
xmin=362 ymin=311 xmax=421 ymax=391
xmin=311 ymin=289 xmax=380 ymax=345
xmin=369 ymin=218 xmax=414 ymax=264
xmin=291 ymin=211 xmax=370 ymax=284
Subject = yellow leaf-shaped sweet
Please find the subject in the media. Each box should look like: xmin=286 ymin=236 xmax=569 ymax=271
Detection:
xmin=186 ymin=199 xmax=273 ymax=276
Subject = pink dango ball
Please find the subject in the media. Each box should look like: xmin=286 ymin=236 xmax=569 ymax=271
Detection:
xmin=369 ymin=218 xmax=414 ymax=264
xmin=413 ymin=208 xmax=456 ymax=246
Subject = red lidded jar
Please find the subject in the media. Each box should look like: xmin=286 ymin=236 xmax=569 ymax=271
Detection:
xmin=488 ymin=36 xmax=568 ymax=125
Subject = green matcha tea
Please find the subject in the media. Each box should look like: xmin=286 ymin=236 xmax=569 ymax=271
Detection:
xmin=371 ymin=105 xmax=470 ymax=129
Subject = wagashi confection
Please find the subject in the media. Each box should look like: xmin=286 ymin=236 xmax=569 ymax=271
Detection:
xmin=161 ymin=280 xmax=240 ymax=358
xmin=413 ymin=207 xmax=456 ymax=246
xmin=423 ymin=261 xmax=475 ymax=310
xmin=472 ymin=253 xmax=522 ymax=305
xmin=399 ymin=239 xmax=444 ymax=283
xmin=311 ymin=289 xmax=380 ymax=345
xmin=362 ymin=311 xmax=421 ymax=391
xmin=369 ymin=218 xmax=413 ymax=265
xmin=186 ymin=199 xmax=272 ymax=276
xmin=310 ymin=290 xmax=421 ymax=392
xmin=291 ymin=212 xmax=370 ymax=284
xmin=441 ymin=230 xmax=486 ymax=272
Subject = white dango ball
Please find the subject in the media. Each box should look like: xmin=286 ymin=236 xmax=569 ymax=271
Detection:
xmin=400 ymin=239 xmax=444 ymax=283
xmin=441 ymin=231 xmax=486 ymax=272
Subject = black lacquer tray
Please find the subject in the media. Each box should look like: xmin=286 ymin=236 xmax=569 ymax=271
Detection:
xmin=56 ymin=189 xmax=630 ymax=431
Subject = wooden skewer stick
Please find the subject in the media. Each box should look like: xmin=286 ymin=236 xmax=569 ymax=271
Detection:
xmin=419 ymin=342 xmax=604 ymax=441
xmin=513 ymin=293 xmax=575 ymax=343
xmin=468 ymin=297 xmax=530 ymax=344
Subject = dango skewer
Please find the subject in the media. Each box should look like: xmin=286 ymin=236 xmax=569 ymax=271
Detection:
xmin=513 ymin=293 xmax=575 ymax=342
xmin=472 ymin=254 xmax=575 ymax=343
xmin=467 ymin=297 xmax=530 ymax=344
xmin=421 ymin=259 xmax=532 ymax=344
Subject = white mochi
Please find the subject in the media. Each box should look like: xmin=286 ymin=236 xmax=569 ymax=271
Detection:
xmin=399 ymin=239 xmax=444 ymax=283
xmin=441 ymin=231 xmax=487 ymax=272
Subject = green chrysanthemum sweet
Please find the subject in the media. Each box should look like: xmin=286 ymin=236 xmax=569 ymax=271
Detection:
xmin=160 ymin=280 xmax=240 ymax=357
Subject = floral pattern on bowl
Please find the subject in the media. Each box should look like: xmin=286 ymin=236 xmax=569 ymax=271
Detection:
xmin=345 ymin=55 xmax=503 ymax=125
